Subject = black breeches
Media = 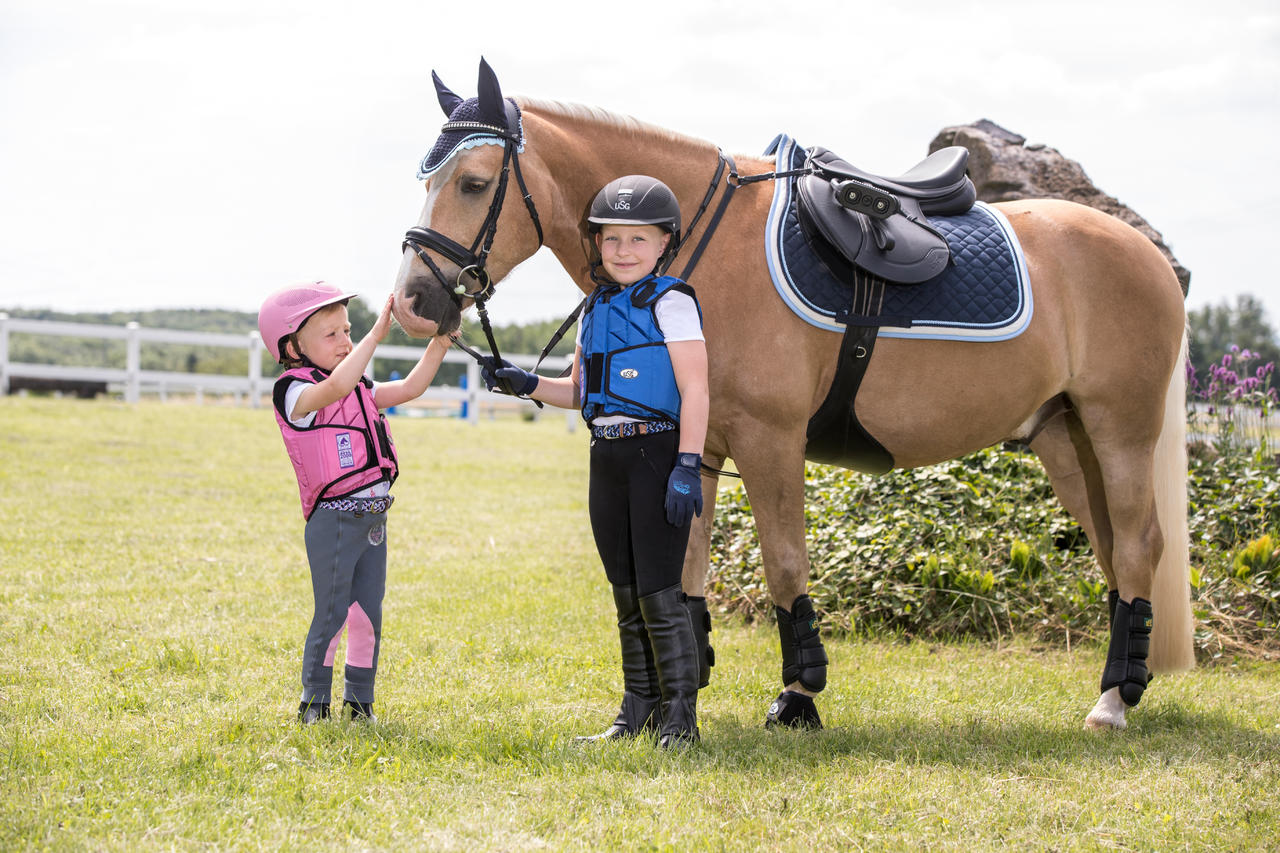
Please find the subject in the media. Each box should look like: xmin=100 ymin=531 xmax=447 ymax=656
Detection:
xmin=588 ymin=430 xmax=691 ymax=597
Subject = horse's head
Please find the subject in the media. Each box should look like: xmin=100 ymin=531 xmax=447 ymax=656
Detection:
xmin=393 ymin=59 xmax=546 ymax=338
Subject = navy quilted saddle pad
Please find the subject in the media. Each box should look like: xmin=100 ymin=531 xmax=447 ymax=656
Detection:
xmin=763 ymin=134 xmax=1033 ymax=341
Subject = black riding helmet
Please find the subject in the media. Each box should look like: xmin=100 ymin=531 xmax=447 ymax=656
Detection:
xmin=587 ymin=175 xmax=682 ymax=246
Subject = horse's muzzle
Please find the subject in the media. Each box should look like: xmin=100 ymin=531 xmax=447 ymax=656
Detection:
xmin=392 ymin=271 xmax=462 ymax=338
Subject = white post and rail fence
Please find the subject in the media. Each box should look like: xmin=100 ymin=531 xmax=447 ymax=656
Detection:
xmin=0 ymin=313 xmax=574 ymax=427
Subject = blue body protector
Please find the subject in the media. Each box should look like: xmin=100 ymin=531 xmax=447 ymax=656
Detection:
xmin=579 ymin=275 xmax=701 ymax=423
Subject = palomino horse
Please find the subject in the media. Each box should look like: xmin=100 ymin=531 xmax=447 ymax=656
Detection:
xmin=392 ymin=61 xmax=1193 ymax=731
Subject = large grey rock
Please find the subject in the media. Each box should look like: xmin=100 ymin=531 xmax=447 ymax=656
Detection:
xmin=930 ymin=119 xmax=1190 ymax=295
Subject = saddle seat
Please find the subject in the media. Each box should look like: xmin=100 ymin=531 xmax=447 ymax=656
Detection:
xmin=797 ymin=145 xmax=977 ymax=284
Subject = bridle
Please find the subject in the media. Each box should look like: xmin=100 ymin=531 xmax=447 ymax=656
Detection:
xmin=401 ymin=114 xmax=544 ymax=392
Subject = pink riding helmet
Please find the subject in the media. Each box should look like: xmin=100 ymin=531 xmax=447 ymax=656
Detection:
xmin=258 ymin=281 xmax=358 ymax=363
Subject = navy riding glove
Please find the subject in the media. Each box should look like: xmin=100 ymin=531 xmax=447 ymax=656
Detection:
xmin=479 ymin=357 xmax=539 ymax=397
xmin=665 ymin=452 xmax=703 ymax=527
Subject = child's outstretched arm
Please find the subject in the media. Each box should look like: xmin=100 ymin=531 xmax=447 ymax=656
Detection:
xmin=479 ymin=347 xmax=581 ymax=410
xmin=291 ymin=295 xmax=393 ymax=418
xmin=375 ymin=332 xmax=454 ymax=409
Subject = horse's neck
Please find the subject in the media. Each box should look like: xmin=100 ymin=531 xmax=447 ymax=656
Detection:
xmin=520 ymin=99 xmax=722 ymax=258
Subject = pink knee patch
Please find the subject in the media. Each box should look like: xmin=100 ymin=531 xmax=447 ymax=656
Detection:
xmin=346 ymin=602 xmax=376 ymax=668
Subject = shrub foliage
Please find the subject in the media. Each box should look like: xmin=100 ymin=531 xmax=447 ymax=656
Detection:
xmin=708 ymin=440 xmax=1280 ymax=661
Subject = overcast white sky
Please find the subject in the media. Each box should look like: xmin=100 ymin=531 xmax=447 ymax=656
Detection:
xmin=2 ymin=0 xmax=1278 ymax=327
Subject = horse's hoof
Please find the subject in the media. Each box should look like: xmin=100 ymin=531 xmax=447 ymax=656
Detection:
xmin=1083 ymin=687 xmax=1127 ymax=730
xmin=764 ymin=690 xmax=823 ymax=730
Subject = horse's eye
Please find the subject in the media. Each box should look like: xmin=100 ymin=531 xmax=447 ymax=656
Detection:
xmin=461 ymin=178 xmax=489 ymax=194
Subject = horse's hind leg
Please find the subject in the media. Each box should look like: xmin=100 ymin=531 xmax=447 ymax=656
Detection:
xmin=1066 ymin=385 xmax=1179 ymax=729
xmin=1030 ymin=410 xmax=1115 ymax=587
xmin=1030 ymin=413 xmax=1132 ymax=729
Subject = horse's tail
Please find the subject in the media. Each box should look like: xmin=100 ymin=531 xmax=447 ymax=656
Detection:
xmin=1149 ymin=327 xmax=1194 ymax=672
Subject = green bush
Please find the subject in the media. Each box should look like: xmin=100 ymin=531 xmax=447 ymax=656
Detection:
xmin=708 ymin=444 xmax=1280 ymax=659
xmin=1187 ymin=450 xmax=1280 ymax=658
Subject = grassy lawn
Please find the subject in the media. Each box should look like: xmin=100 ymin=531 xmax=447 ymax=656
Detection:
xmin=1 ymin=397 xmax=1277 ymax=851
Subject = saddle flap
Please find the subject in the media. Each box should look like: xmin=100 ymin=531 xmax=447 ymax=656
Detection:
xmin=797 ymin=174 xmax=952 ymax=284
xmin=797 ymin=173 xmax=865 ymax=260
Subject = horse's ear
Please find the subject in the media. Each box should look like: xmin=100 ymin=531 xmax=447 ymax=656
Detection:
xmin=476 ymin=56 xmax=506 ymax=125
xmin=433 ymin=70 xmax=463 ymax=117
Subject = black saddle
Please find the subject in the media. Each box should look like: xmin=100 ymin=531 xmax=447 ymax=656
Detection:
xmin=796 ymin=146 xmax=977 ymax=284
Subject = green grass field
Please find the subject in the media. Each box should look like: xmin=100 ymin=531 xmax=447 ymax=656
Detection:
xmin=2 ymin=397 xmax=1278 ymax=851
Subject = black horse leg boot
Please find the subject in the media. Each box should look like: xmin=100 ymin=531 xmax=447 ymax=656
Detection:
xmin=577 ymin=584 xmax=660 ymax=742
xmin=685 ymin=594 xmax=715 ymax=689
xmin=638 ymin=584 xmax=700 ymax=749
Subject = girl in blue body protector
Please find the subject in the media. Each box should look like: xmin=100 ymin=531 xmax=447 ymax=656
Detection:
xmin=482 ymin=175 xmax=709 ymax=749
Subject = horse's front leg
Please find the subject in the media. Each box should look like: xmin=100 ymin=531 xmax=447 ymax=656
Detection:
xmin=733 ymin=425 xmax=827 ymax=730
xmin=681 ymin=453 xmax=724 ymax=690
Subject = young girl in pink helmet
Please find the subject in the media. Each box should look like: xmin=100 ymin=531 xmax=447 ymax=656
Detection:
xmin=258 ymin=282 xmax=453 ymax=723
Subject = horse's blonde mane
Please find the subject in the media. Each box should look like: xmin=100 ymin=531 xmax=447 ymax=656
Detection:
xmin=516 ymin=96 xmax=713 ymax=151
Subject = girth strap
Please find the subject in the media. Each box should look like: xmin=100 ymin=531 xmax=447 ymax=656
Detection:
xmin=805 ymin=323 xmax=894 ymax=472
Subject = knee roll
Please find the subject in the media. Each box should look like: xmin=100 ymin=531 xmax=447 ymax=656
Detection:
xmin=776 ymin=594 xmax=828 ymax=693
xmin=1101 ymin=596 xmax=1153 ymax=706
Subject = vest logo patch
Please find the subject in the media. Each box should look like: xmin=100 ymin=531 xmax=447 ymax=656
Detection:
xmin=619 ymin=368 xmax=638 ymax=379
xmin=335 ymin=432 xmax=355 ymax=468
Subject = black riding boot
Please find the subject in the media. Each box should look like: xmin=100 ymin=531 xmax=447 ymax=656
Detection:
xmin=638 ymin=584 xmax=700 ymax=749
xmin=577 ymin=584 xmax=660 ymax=742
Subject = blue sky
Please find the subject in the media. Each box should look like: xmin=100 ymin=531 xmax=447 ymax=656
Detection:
xmin=2 ymin=0 xmax=1277 ymax=326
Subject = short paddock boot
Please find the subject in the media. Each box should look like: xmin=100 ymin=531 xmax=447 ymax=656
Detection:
xmin=576 ymin=584 xmax=661 ymax=742
xmin=298 ymin=700 xmax=330 ymax=724
xmin=638 ymin=585 xmax=700 ymax=750
xmin=344 ymin=700 xmax=376 ymax=722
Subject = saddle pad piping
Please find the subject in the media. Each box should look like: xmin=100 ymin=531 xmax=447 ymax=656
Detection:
xmin=765 ymin=135 xmax=838 ymax=330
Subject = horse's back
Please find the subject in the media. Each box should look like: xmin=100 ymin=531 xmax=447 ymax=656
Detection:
xmin=997 ymin=198 xmax=1183 ymax=323
xmin=997 ymin=198 xmax=1185 ymax=383
xmin=853 ymin=198 xmax=1184 ymax=467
